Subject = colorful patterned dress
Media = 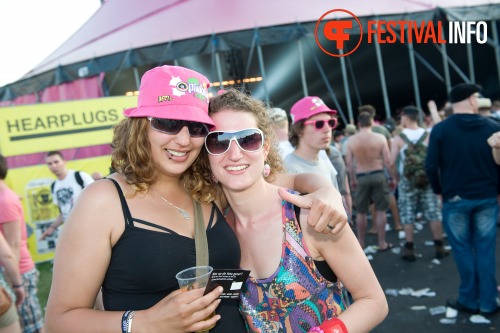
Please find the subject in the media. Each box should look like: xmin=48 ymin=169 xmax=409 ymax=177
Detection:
xmin=239 ymin=198 xmax=346 ymax=333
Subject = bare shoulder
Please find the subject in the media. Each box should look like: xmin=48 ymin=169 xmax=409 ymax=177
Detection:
xmin=66 ymin=175 xmax=124 ymax=235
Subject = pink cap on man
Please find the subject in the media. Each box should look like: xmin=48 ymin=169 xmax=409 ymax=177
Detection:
xmin=290 ymin=96 xmax=337 ymax=123
xmin=124 ymin=65 xmax=215 ymax=127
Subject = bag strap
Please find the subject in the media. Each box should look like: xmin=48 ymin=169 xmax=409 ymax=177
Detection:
xmin=416 ymin=131 xmax=428 ymax=144
xmin=399 ymin=133 xmax=411 ymax=144
xmin=75 ymin=171 xmax=85 ymax=189
xmin=193 ymin=199 xmax=209 ymax=267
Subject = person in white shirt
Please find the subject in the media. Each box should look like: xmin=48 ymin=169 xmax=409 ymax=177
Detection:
xmin=40 ymin=151 xmax=94 ymax=240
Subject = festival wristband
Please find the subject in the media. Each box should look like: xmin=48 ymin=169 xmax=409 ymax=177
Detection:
xmin=308 ymin=317 xmax=348 ymax=333
xmin=121 ymin=310 xmax=135 ymax=333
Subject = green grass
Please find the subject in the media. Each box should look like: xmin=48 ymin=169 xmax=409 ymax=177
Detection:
xmin=36 ymin=261 xmax=53 ymax=312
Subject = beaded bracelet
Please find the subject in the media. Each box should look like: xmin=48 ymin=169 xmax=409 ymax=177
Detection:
xmin=121 ymin=310 xmax=135 ymax=333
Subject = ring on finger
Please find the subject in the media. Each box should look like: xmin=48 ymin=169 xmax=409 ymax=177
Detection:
xmin=326 ymin=224 xmax=334 ymax=230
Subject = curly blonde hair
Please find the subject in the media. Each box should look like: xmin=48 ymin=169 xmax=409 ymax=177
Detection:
xmin=191 ymin=89 xmax=285 ymax=202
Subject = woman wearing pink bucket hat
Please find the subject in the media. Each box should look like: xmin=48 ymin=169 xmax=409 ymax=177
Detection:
xmin=44 ymin=65 xmax=347 ymax=333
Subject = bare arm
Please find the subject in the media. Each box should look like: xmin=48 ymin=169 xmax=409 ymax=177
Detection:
xmin=40 ymin=214 xmax=63 ymax=240
xmin=273 ymin=173 xmax=347 ymax=234
xmin=389 ymin=136 xmax=403 ymax=182
xmin=345 ymin=142 xmax=356 ymax=191
xmin=301 ymin=211 xmax=388 ymax=333
xmin=1 ymin=221 xmax=21 ymax=264
xmin=0 ymin=232 xmax=25 ymax=305
xmin=427 ymin=100 xmax=442 ymax=125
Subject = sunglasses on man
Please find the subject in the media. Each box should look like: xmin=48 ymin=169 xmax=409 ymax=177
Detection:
xmin=303 ymin=118 xmax=338 ymax=130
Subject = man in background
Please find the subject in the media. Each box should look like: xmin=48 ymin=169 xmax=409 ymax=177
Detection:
xmin=426 ymin=83 xmax=500 ymax=316
xmin=40 ymin=151 xmax=94 ymax=240
xmin=268 ymin=107 xmax=293 ymax=159
xmin=346 ymin=112 xmax=395 ymax=251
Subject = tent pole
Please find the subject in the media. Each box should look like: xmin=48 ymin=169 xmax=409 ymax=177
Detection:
xmin=491 ymin=20 xmax=500 ymax=88
xmin=406 ymin=30 xmax=422 ymax=118
xmin=339 ymin=49 xmax=353 ymax=124
xmin=133 ymin=67 xmax=140 ymax=91
xmin=256 ymin=42 xmax=270 ymax=107
xmin=373 ymin=36 xmax=391 ymax=120
xmin=215 ymin=52 xmax=224 ymax=89
xmin=441 ymin=45 xmax=451 ymax=92
xmin=467 ymin=42 xmax=475 ymax=83
xmin=297 ymin=39 xmax=308 ymax=97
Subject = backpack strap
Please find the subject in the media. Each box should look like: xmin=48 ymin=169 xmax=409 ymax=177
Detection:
xmin=75 ymin=171 xmax=85 ymax=189
xmin=400 ymin=132 xmax=428 ymax=145
xmin=416 ymin=131 xmax=428 ymax=144
xmin=399 ymin=133 xmax=411 ymax=144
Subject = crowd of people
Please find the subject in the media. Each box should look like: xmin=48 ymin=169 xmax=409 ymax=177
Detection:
xmin=0 ymin=63 xmax=498 ymax=332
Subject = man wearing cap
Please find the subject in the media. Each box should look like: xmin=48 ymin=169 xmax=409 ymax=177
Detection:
xmin=285 ymin=96 xmax=340 ymax=190
xmin=268 ymin=107 xmax=294 ymax=159
xmin=425 ymin=83 xmax=500 ymax=316
xmin=346 ymin=111 xmax=395 ymax=251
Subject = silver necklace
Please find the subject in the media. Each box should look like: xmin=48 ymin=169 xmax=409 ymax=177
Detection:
xmin=158 ymin=194 xmax=190 ymax=220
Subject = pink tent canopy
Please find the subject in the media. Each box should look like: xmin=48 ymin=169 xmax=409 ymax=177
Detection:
xmin=24 ymin=0 xmax=494 ymax=78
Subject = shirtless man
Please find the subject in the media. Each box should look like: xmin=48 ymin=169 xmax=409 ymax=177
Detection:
xmin=346 ymin=112 xmax=395 ymax=250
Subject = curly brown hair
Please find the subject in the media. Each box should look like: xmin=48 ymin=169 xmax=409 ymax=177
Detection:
xmin=192 ymin=89 xmax=285 ymax=202
xmin=111 ymin=117 xmax=214 ymax=203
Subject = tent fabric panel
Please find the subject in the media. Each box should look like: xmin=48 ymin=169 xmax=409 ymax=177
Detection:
xmin=25 ymin=0 xmax=477 ymax=78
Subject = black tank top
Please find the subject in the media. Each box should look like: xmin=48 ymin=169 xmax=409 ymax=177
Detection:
xmin=102 ymin=179 xmax=245 ymax=332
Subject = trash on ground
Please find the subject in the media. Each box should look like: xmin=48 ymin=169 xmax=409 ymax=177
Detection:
xmin=398 ymin=288 xmax=414 ymax=296
xmin=429 ymin=306 xmax=446 ymax=316
xmin=364 ymin=246 xmax=378 ymax=254
xmin=430 ymin=258 xmax=441 ymax=265
xmin=410 ymin=288 xmax=436 ymax=297
xmin=410 ymin=305 xmax=427 ymax=310
xmin=385 ymin=289 xmax=398 ymax=297
xmin=439 ymin=318 xmax=456 ymax=324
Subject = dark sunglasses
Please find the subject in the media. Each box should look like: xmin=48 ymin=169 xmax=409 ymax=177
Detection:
xmin=303 ymin=118 xmax=338 ymax=130
xmin=205 ymin=128 xmax=264 ymax=155
xmin=148 ymin=117 xmax=209 ymax=137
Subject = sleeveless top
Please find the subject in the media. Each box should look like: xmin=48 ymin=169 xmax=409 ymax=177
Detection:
xmin=102 ymin=179 xmax=245 ymax=332
xmin=239 ymin=198 xmax=346 ymax=333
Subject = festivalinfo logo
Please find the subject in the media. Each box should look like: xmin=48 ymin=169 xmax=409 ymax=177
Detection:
xmin=315 ymin=9 xmax=488 ymax=57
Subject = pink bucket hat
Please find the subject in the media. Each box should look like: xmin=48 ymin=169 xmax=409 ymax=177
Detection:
xmin=124 ymin=65 xmax=215 ymax=127
xmin=290 ymin=96 xmax=337 ymax=123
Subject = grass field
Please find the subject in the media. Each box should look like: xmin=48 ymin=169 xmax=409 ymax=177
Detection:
xmin=37 ymin=262 xmax=53 ymax=312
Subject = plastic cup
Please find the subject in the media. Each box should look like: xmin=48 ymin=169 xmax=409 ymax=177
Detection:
xmin=175 ymin=266 xmax=215 ymax=332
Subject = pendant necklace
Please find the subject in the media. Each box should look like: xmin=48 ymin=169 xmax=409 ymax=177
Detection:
xmin=158 ymin=194 xmax=190 ymax=220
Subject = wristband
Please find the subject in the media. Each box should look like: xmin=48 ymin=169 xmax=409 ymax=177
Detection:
xmin=121 ymin=310 xmax=135 ymax=333
xmin=309 ymin=317 xmax=348 ymax=333
xmin=12 ymin=284 xmax=23 ymax=289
